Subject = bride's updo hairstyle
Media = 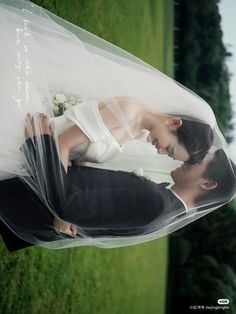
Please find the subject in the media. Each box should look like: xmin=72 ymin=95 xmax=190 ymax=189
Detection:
xmin=176 ymin=118 xmax=214 ymax=164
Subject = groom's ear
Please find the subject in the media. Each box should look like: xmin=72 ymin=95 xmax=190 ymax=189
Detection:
xmin=168 ymin=118 xmax=182 ymax=131
xmin=200 ymin=180 xmax=217 ymax=191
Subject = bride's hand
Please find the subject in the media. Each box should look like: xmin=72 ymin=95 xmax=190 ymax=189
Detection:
xmin=24 ymin=113 xmax=53 ymax=140
xmin=53 ymin=217 xmax=77 ymax=236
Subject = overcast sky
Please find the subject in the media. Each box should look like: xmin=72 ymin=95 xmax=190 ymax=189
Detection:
xmin=218 ymin=0 xmax=236 ymax=161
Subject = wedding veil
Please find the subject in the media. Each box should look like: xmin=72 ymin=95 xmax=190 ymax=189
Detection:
xmin=0 ymin=0 xmax=235 ymax=249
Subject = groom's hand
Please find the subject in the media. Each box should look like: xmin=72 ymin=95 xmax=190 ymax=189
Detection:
xmin=24 ymin=113 xmax=53 ymax=140
xmin=24 ymin=112 xmax=70 ymax=173
xmin=53 ymin=216 xmax=77 ymax=236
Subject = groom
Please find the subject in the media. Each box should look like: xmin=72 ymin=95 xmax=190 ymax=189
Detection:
xmin=0 ymin=115 xmax=235 ymax=252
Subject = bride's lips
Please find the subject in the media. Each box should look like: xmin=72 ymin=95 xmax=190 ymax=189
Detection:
xmin=147 ymin=134 xmax=152 ymax=143
xmin=152 ymin=139 xmax=158 ymax=149
xmin=147 ymin=135 xmax=158 ymax=149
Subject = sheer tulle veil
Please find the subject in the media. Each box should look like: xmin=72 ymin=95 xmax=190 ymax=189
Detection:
xmin=0 ymin=0 xmax=235 ymax=249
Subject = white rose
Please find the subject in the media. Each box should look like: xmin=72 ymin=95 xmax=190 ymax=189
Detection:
xmin=54 ymin=93 xmax=67 ymax=104
xmin=53 ymin=105 xmax=60 ymax=116
xmin=64 ymin=102 xmax=72 ymax=109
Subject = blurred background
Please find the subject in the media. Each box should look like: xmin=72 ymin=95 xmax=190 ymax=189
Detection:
xmin=0 ymin=1 xmax=235 ymax=313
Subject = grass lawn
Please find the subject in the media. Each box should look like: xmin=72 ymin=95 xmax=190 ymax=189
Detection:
xmin=0 ymin=0 xmax=174 ymax=313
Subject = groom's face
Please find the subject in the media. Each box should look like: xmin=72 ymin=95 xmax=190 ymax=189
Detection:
xmin=170 ymin=154 xmax=214 ymax=187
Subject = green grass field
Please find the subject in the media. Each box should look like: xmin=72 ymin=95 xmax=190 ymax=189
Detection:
xmin=0 ymin=1 xmax=174 ymax=313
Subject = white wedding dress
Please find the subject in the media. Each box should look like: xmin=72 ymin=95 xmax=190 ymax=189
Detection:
xmin=0 ymin=97 xmax=123 ymax=180
xmin=53 ymin=100 xmax=123 ymax=163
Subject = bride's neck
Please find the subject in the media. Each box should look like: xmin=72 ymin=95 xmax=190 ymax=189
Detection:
xmin=139 ymin=107 xmax=167 ymax=131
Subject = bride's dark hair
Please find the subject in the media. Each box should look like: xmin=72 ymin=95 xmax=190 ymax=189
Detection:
xmin=175 ymin=116 xmax=214 ymax=164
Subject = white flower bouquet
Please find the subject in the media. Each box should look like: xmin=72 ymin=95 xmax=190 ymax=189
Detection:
xmin=49 ymin=91 xmax=83 ymax=117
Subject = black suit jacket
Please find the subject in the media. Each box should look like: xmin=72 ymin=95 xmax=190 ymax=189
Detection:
xmin=0 ymin=135 xmax=185 ymax=251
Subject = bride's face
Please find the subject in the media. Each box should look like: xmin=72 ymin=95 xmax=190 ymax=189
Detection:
xmin=147 ymin=118 xmax=190 ymax=162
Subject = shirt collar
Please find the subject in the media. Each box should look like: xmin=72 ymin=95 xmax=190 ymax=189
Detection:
xmin=165 ymin=183 xmax=189 ymax=214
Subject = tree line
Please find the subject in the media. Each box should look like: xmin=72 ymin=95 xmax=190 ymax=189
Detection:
xmin=174 ymin=0 xmax=234 ymax=141
xmin=167 ymin=1 xmax=236 ymax=313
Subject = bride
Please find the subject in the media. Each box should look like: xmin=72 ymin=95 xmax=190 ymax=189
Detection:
xmin=0 ymin=0 xmax=234 ymax=249
xmin=53 ymin=96 xmax=214 ymax=172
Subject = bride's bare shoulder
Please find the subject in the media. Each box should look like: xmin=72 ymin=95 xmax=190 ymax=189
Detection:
xmin=98 ymin=96 xmax=141 ymax=119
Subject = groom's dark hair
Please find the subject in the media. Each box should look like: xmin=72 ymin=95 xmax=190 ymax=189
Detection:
xmin=194 ymin=149 xmax=236 ymax=209
xmin=175 ymin=117 xmax=214 ymax=164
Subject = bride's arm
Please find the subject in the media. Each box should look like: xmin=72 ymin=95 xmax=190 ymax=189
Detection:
xmin=58 ymin=125 xmax=89 ymax=171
